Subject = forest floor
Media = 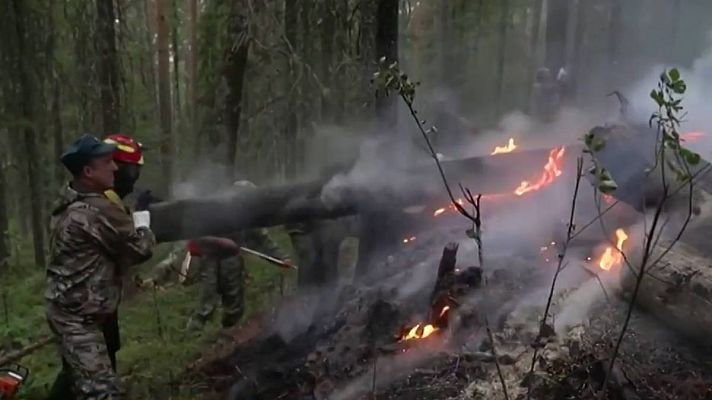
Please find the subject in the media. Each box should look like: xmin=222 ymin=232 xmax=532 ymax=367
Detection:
xmin=0 ymin=232 xmax=294 ymax=400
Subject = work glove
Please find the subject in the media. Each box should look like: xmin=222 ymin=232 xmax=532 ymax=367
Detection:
xmin=132 ymin=210 xmax=151 ymax=230
xmin=135 ymin=190 xmax=163 ymax=211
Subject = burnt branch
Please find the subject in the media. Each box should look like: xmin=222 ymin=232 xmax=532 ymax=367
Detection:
xmin=526 ymin=156 xmax=584 ymax=398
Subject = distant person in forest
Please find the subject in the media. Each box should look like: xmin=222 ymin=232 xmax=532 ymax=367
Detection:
xmin=182 ymin=180 xmax=292 ymax=332
xmin=46 ymin=134 xmax=155 ymax=399
xmin=530 ymin=67 xmax=563 ymax=123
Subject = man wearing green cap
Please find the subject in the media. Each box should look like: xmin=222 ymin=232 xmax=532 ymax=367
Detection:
xmin=45 ymin=134 xmax=155 ymax=399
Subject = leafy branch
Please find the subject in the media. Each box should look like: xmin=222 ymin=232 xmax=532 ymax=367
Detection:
xmin=374 ymin=58 xmax=510 ymax=400
xmin=586 ymin=69 xmax=699 ymax=397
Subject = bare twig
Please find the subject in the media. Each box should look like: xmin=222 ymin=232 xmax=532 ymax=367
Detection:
xmin=526 ymin=157 xmax=584 ymax=398
xmin=151 ymin=286 xmax=165 ymax=341
xmin=371 ymin=355 xmax=378 ymax=399
xmin=0 ymin=335 xmax=55 ymax=365
xmin=1 ymin=290 xmax=8 ymax=327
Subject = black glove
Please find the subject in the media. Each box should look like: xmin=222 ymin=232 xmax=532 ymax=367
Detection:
xmin=135 ymin=190 xmax=163 ymax=211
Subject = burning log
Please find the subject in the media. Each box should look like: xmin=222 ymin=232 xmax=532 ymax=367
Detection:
xmin=620 ymin=240 xmax=712 ymax=346
xmin=149 ymin=147 xmax=575 ymax=242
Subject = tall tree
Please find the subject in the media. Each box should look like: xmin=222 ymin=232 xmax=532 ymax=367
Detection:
xmin=188 ymin=0 xmax=199 ymax=157
xmin=156 ymin=0 xmax=174 ymax=193
xmin=10 ymin=0 xmax=45 ymax=268
xmin=545 ymin=0 xmax=568 ymax=74
xmin=224 ymin=0 xmax=250 ymax=180
xmin=172 ymin=0 xmax=181 ymax=123
xmin=375 ymin=0 xmax=398 ymax=127
xmin=96 ymin=0 xmax=121 ymax=133
xmin=0 ymin=150 xmax=8 ymax=271
xmin=283 ymin=0 xmax=298 ymax=178
xmin=571 ymin=0 xmax=588 ymax=102
xmin=320 ymin=0 xmax=335 ymax=122
xmin=607 ymin=0 xmax=622 ymax=69
xmin=495 ymin=0 xmax=510 ymax=117
xmin=527 ymin=0 xmax=544 ymax=105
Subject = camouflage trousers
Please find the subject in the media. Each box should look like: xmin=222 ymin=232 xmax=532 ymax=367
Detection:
xmin=46 ymin=303 xmax=122 ymax=400
xmin=190 ymin=256 xmax=245 ymax=328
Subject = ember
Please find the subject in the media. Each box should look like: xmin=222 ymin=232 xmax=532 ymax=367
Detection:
xmin=402 ymin=236 xmax=417 ymax=244
xmin=681 ymin=131 xmax=706 ymax=142
xmin=598 ymin=228 xmax=629 ymax=271
xmin=491 ymin=137 xmax=518 ymax=155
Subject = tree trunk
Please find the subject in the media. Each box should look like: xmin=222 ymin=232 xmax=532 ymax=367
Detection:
xmin=671 ymin=0 xmax=681 ymax=57
xmin=545 ymin=0 xmax=568 ymax=74
xmin=571 ymin=0 xmax=587 ymax=102
xmin=320 ymin=0 xmax=335 ymax=123
xmin=495 ymin=0 xmax=509 ymax=117
xmin=52 ymin=76 xmax=64 ymax=187
xmin=283 ymin=0 xmax=298 ymax=179
xmin=607 ymin=0 xmax=622 ymax=70
xmin=0 ymin=155 xmax=8 ymax=271
xmin=11 ymin=0 xmax=45 ymax=268
xmin=188 ymin=0 xmax=199 ymax=158
xmin=224 ymin=0 xmax=249 ymax=181
xmin=156 ymin=0 xmax=174 ymax=194
xmin=96 ymin=0 xmax=121 ymax=133
xmin=620 ymin=240 xmax=712 ymax=347
xmin=375 ymin=0 xmax=398 ymax=128
xmin=172 ymin=0 xmax=181 ymax=125
xmin=526 ymin=0 xmax=544 ymax=108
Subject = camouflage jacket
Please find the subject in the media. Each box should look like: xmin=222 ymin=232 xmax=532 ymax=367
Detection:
xmin=46 ymin=184 xmax=156 ymax=316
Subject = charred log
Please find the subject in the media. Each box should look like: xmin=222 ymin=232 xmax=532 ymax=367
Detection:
xmin=620 ymin=240 xmax=712 ymax=348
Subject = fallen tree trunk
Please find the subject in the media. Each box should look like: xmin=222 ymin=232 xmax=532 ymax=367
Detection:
xmin=150 ymin=147 xmax=576 ymax=242
xmin=620 ymin=240 xmax=712 ymax=347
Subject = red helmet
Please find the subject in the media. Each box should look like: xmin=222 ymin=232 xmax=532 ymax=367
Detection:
xmin=103 ymin=134 xmax=144 ymax=165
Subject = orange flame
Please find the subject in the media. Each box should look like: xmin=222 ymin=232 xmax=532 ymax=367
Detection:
xmin=515 ymin=146 xmax=567 ymax=196
xmin=399 ymin=306 xmax=450 ymax=342
xmin=598 ymin=228 xmax=629 ymax=271
xmin=491 ymin=138 xmax=518 ymax=155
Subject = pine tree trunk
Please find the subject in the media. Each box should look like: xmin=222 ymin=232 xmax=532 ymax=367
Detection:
xmin=11 ymin=0 xmax=45 ymax=268
xmin=0 ymin=155 xmax=8 ymax=271
xmin=96 ymin=0 xmax=121 ymax=133
xmin=283 ymin=0 xmax=298 ymax=179
xmin=526 ymin=0 xmax=544 ymax=108
xmin=495 ymin=0 xmax=510 ymax=117
xmin=607 ymin=0 xmax=622 ymax=70
xmin=224 ymin=0 xmax=249 ymax=181
xmin=571 ymin=0 xmax=587 ymax=102
xmin=375 ymin=0 xmax=398 ymax=128
xmin=156 ymin=0 xmax=174 ymax=194
xmin=188 ymin=0 xmax=199 ymax=158
xmin=320 ymin=0 xmax=335 ymax=123
xmin=52 ymin=77 xmax=64 ymax=187
xmin=545 ymin=0 xmax=568 ymax=74
xmin=172 ymin=0 xmax=181 ymax=126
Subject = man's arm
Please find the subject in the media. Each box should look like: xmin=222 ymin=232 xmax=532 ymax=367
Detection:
xmin=91 ymin=200 xmax=155 ymax=266
xmin=244 ymin=228 xmax=289 ymax=261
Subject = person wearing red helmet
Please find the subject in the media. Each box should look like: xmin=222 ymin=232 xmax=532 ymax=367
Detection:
xmin=103 ymin=133 xmax=145 ymax=201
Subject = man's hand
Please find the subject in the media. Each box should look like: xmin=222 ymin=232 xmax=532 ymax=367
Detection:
xmin=135 ymin=190 xmax=163 ymax=211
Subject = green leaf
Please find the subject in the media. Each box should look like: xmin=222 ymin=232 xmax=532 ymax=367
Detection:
xmin=465 ymin=228 xmax=479 ymax=240
xmin=669 ymin=68 xmax=680 ymax=82
xmin=680 ymin=147 xmax=701 ymax=166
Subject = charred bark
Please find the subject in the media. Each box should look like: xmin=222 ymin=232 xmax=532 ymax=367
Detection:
xmin=11 ymin=0 xmax=45 ymax=268
xmin=96 ymin=0 xmax=121 ymax=133
xmin=224 ymin=1 xmax=249 ymax=181
xmin=620 ymin=240 xmax=712 ymax=347
xmin=156 ymin=0 xmax=174 ymax=193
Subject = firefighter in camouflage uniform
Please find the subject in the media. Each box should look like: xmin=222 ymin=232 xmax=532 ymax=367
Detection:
xmin=184 ymin=180 xmax=291 ymax=331
xmin=46 ymin=134 xmax=155 ymax=399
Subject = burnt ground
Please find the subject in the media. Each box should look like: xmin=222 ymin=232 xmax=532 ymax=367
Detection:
xmin=180 ymin=260 xmax=712 ymax=400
